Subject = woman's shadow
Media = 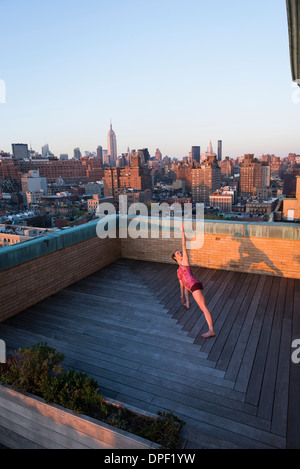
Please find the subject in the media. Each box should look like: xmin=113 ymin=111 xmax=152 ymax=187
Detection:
xmin=226 ymin=224 xmax=283 ymax=277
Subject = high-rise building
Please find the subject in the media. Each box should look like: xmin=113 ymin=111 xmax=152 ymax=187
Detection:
xmin=96 ymin=145 xmax=103 ymax=161
xmin=137 ymin=148 xmax=150 ymax=165
xmin=81 ymin=157 xmax=104 ymax=182
xmin=130 ymin=151 xmax=152 ymax=190
xmin=218 ymin=140 xmax=222 ymax=161
xmin=191 ymin=146 xmax=200 ymax=163
xmin=155 ymin=148 xmax=162 ymax=161
xmin=12 ymin=143 xmax=28 ymax=160
xmin=239 ymin=154 xmax=270 ymax=197
xmin=219 ymin=157 xmax=233 ymax=177
xmin=103 ymin=167 xmax=121 ymax=199
xmin=262 ymin=163 xmax=271 ymax=188
xmin=207 ymin=141 xmax=215 ymax=157
xmin=191 ymin=155 xmax=221 ymax=205
xmin=73 ymin=148 xmax=82 ymax=159
xmin=261 ymin=154 xmax=271 ymax=163
xmin=270 ymin=155 xmax=282 ymax=177
xmin=176 ymin=162 xmax=192 ymax=192
xmin=239 ymin=154 xmax=256 ymax=197
xmin=42 ymin=144 xmax=50 ymax=158
xmin=283 ymin=168 xmax=300 ymax=195
xmin=21 ymin=169 xmax=47 ymax=205
xmin=102 ymin=150 xmax=110 ymax=166
xmin=282 ymin=176 xmax=300 ymax=221
xmin=107 ymin=121 xmax=117 ymax=165
xmin=201 ymin=140 xmax=216 ymax=162
xmin=103 ymin=151 xmax=152 ymax=200
xmin=0 ymin=157 xmax=21 ymax=181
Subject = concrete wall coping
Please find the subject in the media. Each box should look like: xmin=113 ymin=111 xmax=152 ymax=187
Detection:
xmin=0 ymin=216 xmax=299 ymax=272
xmin=0 ymin=219 xmax=99 ymax=271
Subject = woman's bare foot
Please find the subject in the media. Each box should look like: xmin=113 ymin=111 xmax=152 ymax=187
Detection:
xmin=184 ymin=303 xmax=190 ymax=309
xmin=201 ymin=330 xmax=216 ymax=338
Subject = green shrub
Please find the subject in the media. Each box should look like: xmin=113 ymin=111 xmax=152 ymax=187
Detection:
xmin=0 ymin=342 xmax=106 ymax=414
xmin=41 ymin=369 xmax=107 ymax=414
xmin=0 ymin=343 xmax=183 ymax=448
xmin=0 ymin=343 xmax=63 ymax=395
xmin=138 ymin=411 xmax=183 ymax=449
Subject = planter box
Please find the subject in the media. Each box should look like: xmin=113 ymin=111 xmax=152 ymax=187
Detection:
xmin=0 ymin=384 xmax=160 ymax=449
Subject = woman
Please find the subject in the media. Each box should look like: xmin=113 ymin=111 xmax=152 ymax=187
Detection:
xmin=172 ymin=223 xmax=215 ymax=338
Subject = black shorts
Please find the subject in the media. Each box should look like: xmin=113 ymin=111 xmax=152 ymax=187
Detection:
xmin=191 ymin=282 xmax=203 ymax=292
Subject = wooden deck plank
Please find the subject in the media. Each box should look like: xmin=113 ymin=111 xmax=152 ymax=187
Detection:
xmin=199 ymin=273 xmax=254 ymax=353
xmin=287 ymin=278 xmax=300 ymax=448
xmin=150 ymin=395 xmax=285 ymax=449
xmin=271 ymin=278 xmax=294 ymax=437
xmin=215 ymin=273 xmax=262 ymax=372
xmin=224 ymin=274 xmax=268 ymax=381
xmin=2 ymin=317 xmax=213 ymax=378
xmin=245 ymin=277 xmax=281 ymax=406
xmin=0 ymin=258 xmax=296 ymax=449
xmin=257 ymin=277 xmax=288 ymax=421
xmin=60 ymin=356 xmax=271 ymax=432
xmin=234 ymin=275 xmax=274 ymax=393
xmin=196 ymin=273 xmax=248 ymax=351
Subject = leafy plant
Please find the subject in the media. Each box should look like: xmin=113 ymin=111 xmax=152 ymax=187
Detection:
xmin=138 ymin=411 xmax=184 ymax=449
xmin=41 ymin=369 xmax=107 ymax=414
xmin=0 ymin=343 xmax=63 ymax=395
xmin=0 ymin=343 xmax=183 ymax=448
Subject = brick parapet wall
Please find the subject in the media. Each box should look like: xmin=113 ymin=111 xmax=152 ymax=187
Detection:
xmin=121 ymin=220 xmax=300 ymax=280
xmin=0 ymin=218 xmax=299 ymax=323
xmin=0 ymin=219 xmax=121 ymax=323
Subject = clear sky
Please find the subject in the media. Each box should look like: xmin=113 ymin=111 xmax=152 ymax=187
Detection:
xmin=0 ymin=0 xmax=299 ymax=160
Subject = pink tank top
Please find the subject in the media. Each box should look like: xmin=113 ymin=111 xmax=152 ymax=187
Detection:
xmin=177 ymin=265 xmax=199 ymax=291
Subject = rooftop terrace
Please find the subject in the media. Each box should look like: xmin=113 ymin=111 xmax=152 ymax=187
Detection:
xmin=0 ymin=217 xmax=299 ymax=448
xmin=0 ymin=257 xmax=299 ymax=448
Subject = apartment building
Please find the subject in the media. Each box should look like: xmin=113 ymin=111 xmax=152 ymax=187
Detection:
xmin=191 ymin=155 xmax=221 ymax=205
xmin=240 ymin=154 xmax=270 ymax=197
xmin=103 ymin=151 xmax=152 ymax=201
xmin=282 ymin=176 xmax=300 ymax=221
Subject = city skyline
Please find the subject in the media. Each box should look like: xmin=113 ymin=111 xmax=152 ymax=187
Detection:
xmin=3 ymin=135 xmax=299 ymax=164
xmin=0 ymin=0 xmax=299 ymax=159
xmin=4 ymin=131 xmax=298 ymax=162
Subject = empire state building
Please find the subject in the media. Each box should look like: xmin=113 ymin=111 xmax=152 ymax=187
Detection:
xmin=107 ymin=121 xmax=117 ymax=165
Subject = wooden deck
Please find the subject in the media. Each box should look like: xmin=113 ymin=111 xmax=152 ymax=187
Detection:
xmin=0 ymin=258 xmax=299 ymax=449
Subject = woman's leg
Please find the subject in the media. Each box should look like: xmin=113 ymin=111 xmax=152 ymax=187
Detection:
xmin=184 ymin=288 xmax=190 ymax=308
xmin=192 ymin=289 xmax=215 ymax=337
